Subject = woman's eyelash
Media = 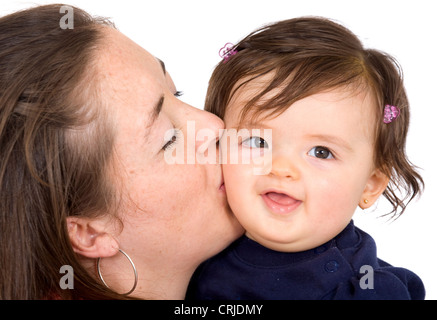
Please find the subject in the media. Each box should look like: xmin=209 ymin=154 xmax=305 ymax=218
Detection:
xmin=162 ymin=129 xmax=180 ymax=151
xmin=174 ymin=91 xmax=183 ymax=97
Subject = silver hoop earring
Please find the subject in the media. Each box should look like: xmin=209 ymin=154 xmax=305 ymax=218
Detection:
xmin=96 ymin=249 xmax=138 ymax=296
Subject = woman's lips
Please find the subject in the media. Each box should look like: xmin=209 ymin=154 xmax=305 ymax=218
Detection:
xmin=219 ymin=174 xmax=226 ymax=192
xmin=261 ymin=191 xmax=302 ymax=214
xmin=219 ymin=182 xmax=226 ymax=192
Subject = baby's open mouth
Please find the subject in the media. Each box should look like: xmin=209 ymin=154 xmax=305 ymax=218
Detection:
xmin=261 ymin=191 xmax=302 ymax=214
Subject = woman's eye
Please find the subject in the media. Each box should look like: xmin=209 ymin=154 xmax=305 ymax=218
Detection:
xmin=242 ymin=136 xmax=269 ymax=149
xmin=308 ymin=146 xmax=334 ymax=159
xmin=162 ymin=129 xmax=180 ymax=151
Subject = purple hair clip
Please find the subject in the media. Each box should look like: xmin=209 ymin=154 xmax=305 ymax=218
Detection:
xmin=383 ymin=104 xmax=400 ymax=124
xmin=219 ymin=42 xmax=237 ymax=62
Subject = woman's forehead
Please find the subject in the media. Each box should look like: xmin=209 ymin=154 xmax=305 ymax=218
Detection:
xmin=96 ymin=28 xmax=167 ymax=104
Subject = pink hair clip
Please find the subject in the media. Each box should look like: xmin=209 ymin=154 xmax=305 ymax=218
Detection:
xmin=219 ymin=42 xmax=237 ymax=62
xmin=383 ymin=104 xmax=400 ymax=124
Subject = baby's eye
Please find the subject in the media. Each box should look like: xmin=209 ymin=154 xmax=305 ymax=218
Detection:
xmin=308 ymin=146 xmax=334 ymax=159
xmin=242 ymin=136 xmax=269 ymax=149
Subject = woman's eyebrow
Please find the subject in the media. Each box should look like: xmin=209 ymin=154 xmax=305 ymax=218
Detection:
xmin=144 ymin=58 xmax=166 ymax=139
xmin=147 ymin=95 xmax=164 ymax=128
xmin=144 ymin=95 xmax=165 ymax=142
xmin=157 ymin=58 xmax=166 ymax=75
xmin=152 ymin=95 xmax=164 ymax=121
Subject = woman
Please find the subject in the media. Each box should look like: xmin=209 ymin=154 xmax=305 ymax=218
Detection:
xmin=0 ymin=4 xmax=242 ymax=299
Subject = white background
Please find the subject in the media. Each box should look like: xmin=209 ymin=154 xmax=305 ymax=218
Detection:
xmin=2 ymin=0 xmax=436 ymax=299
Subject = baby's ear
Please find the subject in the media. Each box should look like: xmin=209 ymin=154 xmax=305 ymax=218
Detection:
xmin=67 ymin=216 xmax=119 ymax=259
xmin=359 ymin=168 xmax=390 ymax=209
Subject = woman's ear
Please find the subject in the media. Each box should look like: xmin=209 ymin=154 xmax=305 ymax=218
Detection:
xmin=67 ymin=216 xmax=119 ymax=259
xmin=359 ymin=168 xmax=390 ymax=209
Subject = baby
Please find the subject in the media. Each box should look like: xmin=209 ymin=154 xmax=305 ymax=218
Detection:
xmin=187 ymin=17 xmax=425 ymax=299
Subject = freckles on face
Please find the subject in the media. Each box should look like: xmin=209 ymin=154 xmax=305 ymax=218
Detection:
xmin=92 ymin=29 xmax=244 ymax=283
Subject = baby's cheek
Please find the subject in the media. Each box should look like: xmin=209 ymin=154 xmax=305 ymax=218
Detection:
xmin=222 ymin=164 xmax=241 ymax=196
xmin=222 ymin=163 xmax=252 ymax=211
xmin=311 ymin=177 xmax=357 ymax=220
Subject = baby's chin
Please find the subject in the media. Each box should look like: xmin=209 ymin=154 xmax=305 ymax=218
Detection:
xmin=246 ymin=230 xmax=334 ymax=253
xmin=246 ymin=232 xmax=308 ymax=253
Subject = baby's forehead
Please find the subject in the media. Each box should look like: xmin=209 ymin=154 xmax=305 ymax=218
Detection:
xmin=225 ymin=88 xmax=377 ymax=150
xmin=224 ymin=73 xmax=286 ymax=122
xmin=225 ymin=79 xmax=377 ymax=130
xmin=228 ymin=74 xmax=277 ymax=106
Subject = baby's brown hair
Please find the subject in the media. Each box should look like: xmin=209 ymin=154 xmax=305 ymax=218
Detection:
xmin=206 ymin=17 xmax=423 ymax=218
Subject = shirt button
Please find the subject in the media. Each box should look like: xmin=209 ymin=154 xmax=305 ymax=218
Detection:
xmin=325 ymin=260 xmax=339 ymax=272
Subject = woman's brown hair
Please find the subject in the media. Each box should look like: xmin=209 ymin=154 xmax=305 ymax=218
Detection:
xmin=206 ymin=17 xmax=424 ymax=218
xmin=0 ymin=4 xmax=127 ymax=299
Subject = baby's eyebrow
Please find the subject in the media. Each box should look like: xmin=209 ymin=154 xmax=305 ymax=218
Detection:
xmin=233 ymin=119 xmax=270 ymax=131
xmin=306 ymin=134 xmax=353 ymax=152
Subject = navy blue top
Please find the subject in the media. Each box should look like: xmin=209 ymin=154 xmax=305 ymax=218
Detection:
xmin=186 ymin=221 xmax=425 ymax=300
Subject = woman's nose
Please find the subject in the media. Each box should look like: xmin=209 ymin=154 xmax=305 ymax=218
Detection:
xmin=184 ymin=104 xmax=224 ymax=162
xmin=194 ymin=107 xmax=224 ymax=148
